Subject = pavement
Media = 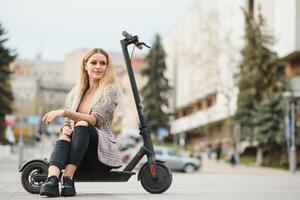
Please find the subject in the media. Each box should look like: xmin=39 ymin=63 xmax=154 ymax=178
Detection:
xmin=0 ymin=140 xmax=300 ymax=200
xmin=201 ymin=155 xmax=294 ymax=176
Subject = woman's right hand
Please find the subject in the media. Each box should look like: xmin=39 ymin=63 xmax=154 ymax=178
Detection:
xmin=61 ymin=126 xmax=72 ymax=137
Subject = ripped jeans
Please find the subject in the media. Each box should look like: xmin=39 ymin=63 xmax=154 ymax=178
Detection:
xmin=48 ymin=123 xmax=112 ymax=172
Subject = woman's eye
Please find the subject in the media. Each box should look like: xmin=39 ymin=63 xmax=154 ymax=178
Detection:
xmin=100 ymin=61 xmax=106 ymax=65
xmin=91 ymin=61 xmax=96 ymax=65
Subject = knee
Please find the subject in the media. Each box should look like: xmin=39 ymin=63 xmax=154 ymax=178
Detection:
xmin=59 ymin=135 xmax=71 ymax=142
xmin=73 ymin=121 xmax=89 ymax=135
xmin=75 ymin=120 xmax=89 ymax=127
xmin=73 ymin=121 xmax=89 ymax=138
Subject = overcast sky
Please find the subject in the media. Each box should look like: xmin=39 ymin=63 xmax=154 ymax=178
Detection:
xmin=0 ymin=0 xmax=194 ymax=61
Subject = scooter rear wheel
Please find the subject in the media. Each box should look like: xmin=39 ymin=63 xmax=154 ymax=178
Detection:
xmin=21 ymin=162 xmax=48 ymax=194
xmin=139 ymin=162 xmax=172 ymax=194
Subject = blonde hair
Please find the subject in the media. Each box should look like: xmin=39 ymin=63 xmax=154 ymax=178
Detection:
xmin=67 ymin=48 xmax=116 ymax=110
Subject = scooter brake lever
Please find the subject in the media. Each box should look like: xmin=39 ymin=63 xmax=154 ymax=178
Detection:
xmin=136 ymin=42 xmax=151 ymax=50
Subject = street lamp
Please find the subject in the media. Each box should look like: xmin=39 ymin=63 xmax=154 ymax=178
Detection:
xmin=233 ymin=123 xmax=241 ymax=164
xmin=16 ymin=87 xmax=32 ymax=167
xmin=283 ymin=91 xmax=297 ymax=174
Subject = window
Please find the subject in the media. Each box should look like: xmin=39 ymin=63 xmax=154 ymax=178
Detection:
xmin=197 ymin=101 xmax=202 ymax=110
xmin=182 ymin=106 xmax=193 ymax=116
xmin=207 ymin=98 xmax=212 ymax=107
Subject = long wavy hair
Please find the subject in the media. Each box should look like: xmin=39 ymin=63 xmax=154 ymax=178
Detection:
xmin=67 ymin=48 xmax=116 ymax=110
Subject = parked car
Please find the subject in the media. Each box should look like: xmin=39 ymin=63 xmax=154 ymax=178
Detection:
xmin=136 ymin=146 xmax=201 ymax=173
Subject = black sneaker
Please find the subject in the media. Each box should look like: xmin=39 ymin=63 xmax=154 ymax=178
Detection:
xmin=61 ymin=176 xmax=76 ymax=196
xmin=40 ymin=175 xmax=60 ymax=197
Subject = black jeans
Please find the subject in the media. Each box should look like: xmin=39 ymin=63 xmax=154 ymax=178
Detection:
xmin=49 ymin=123 xmax=112 ymax=172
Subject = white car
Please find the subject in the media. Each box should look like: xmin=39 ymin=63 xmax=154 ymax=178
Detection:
xmin=137 ymin=146 xmax=201 ymax=173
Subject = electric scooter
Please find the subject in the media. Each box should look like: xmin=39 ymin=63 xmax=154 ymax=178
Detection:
xmin=19 ymin=31 xmax=173 ymax=194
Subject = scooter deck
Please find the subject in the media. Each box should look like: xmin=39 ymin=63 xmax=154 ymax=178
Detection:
xmin=73 ymin=170 xmax=136 ymax=182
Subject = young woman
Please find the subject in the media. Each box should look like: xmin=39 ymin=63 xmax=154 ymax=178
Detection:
xmin=40 ymin=48 xmax=122 ymax=197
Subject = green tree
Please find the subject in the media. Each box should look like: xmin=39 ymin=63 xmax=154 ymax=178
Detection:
xmin=141 ymin=34 xmax=171 ymax=137
xmin=254 ymin=93 xmax=285 ymax=145
xmin=234 ymin=10 xmax=285 ymax=164
xmin=0 ymin=23 xmax=17 ymax=143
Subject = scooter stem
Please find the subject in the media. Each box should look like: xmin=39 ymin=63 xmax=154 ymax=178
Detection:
xmin=120 ymin=39 xmax=148 ymax=128
xmin=120 ymin=34 xmax=157 ymax=179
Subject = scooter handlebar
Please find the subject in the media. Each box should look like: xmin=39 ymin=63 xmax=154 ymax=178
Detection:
xmin=122 ymin=31 xmax=150 ymax=49
xmin=122 ymin=31 xmax=133 ymax=40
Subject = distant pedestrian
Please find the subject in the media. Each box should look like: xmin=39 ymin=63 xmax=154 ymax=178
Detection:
xmin=207 ymin=144 xmax=212 ymax=159
xmin=216 ymin=142 xmax=222 ymax=161
xmin=230 ymin=154 xmax=237 ymax=166
xmin=229 ymin=144 xmax=237 ymax=166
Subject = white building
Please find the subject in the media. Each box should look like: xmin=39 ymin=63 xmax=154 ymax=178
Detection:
xmin=253 ymin=0 xmax=300 ymax=58
xmin=10 ymin=73 xmax=38 ymax=118
xmin=253 ymin=0 xmax=300 ymax=97
xmin=164 ymin=0 xmax=300 ymax=148
xmin=164 ymin=0 xmax=245 ymax=147
xmin=9 ymin=57 xmax=70 ymax=137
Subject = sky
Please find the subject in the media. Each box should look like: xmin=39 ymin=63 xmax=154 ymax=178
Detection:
xmin=0 ymin=0 xmax=195 ymax=61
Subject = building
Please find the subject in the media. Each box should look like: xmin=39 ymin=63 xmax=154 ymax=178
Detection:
xmin=164 ymin=0 xmax=245 ymax=149
xmin=34 ymin=58 xmax=69 ymax=116
xmin=10 ymin=59 xmax=39 ymax=118
xmin=63 ymin=49 xmax=87 ymax=85
xmin=9 ymin=57 xmax=69 ymax=136
xmin=253 ymin=0 xmax=300 ymax=95
xmin=164 ymin=0 xmax=300 ymax=152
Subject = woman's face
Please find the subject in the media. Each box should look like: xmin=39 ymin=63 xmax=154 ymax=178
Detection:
xmin=85 ymin=53 xmax=108 ymax=80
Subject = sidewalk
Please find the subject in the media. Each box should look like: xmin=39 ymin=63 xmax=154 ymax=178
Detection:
xmin=1 ymin=144 xmax=299 ymax=200
xmin=201 ymin=154 xmax=298 ymax=175
xmin=1 ymin=154 xmax=299 ymax=200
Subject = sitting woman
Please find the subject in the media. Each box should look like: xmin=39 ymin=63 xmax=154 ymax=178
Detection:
xmin=40 ymin=48 xmax=122 ymax=197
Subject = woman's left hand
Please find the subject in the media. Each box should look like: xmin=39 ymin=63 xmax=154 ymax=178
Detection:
xmin=42 ymin=110 xmax=64 ymax=124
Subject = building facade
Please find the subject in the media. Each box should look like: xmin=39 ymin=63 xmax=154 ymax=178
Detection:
xmin=10 ymin=57 xmax=70 ymax=136
xmin=164 ymin=0 xmax=300 ymax=151
xmin=164 ymin=0 xmax=245 ymax=149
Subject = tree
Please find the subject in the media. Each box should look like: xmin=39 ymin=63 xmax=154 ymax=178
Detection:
xmin=141 ymin=34 xmax=172 ymax=137
xmin=234 ymin=10 xmax=285 ymax=164
xmin=0 ymin=22 xmax=17 ymax=143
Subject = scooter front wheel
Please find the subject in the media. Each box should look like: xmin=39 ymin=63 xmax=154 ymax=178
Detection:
xmin=139 ymin=162 xmax=172 ymax=194
xmin=21 ymin=161 xmax=48 ymax=194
